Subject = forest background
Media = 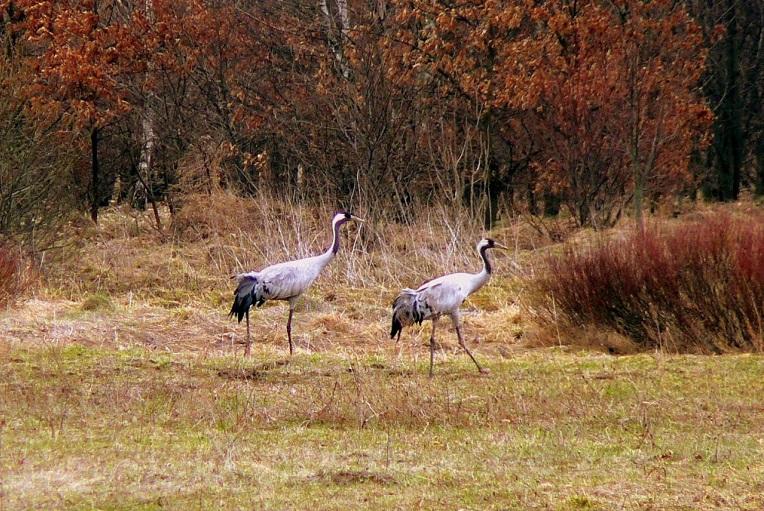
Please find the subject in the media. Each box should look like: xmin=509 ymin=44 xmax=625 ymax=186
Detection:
xmin=1 ymin=0 xmax=761 ymax=245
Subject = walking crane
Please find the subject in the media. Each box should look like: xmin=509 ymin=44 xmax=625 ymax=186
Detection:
xmin=229 ymin=210 xmax=363 ymax=356
xmin=390 ymin=238 xmax=506 ymax=376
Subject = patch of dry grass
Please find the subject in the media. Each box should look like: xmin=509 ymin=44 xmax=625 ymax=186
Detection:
xmin=43 ymin=194 xmax=531 ymax=303
xmin=29 ymin=199 xmax=529 ymax=360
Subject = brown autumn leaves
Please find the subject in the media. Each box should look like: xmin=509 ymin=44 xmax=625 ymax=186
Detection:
xmin=1 ymin=0 xmax=713 ymax=228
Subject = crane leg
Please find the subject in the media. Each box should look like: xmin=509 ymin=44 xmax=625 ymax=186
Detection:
xmin=429 ymin=318 xmax=438 ymax=377
xmin=286 ymin=307 xmax=295 ymax=355
xmin=244 ymin=310 xmax=251 ymax=357
xmin=453 ymin=315 xmax=485 ymax=374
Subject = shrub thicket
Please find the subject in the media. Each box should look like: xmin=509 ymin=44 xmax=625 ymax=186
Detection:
xmin=0 ymin=62 xmax=78 ymax=250
xmin=533 ymin=213 xmax=764 ymax=352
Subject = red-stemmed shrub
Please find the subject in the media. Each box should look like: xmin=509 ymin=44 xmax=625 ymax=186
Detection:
xmin=0 ymin=244 xmax=32 ymax=308
xmin=532 ymin=213 xmax=764 ymax=352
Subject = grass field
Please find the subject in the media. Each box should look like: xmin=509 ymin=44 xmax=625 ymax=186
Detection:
xmin=2 ymin=205 xmax=763 ymax=510
xmin=2 ymin=302 xmax=764 ymax=510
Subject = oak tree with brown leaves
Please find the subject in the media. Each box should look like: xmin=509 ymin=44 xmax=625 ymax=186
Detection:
xmin=15 ymin=0 xmax=148 ymax=222
xmin=390 ymin=0 xmax=712 ymax=227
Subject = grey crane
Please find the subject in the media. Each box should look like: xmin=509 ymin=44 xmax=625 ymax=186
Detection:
xmin=390 ymin=238 xmax=507 ymax=376
xmin=229 ymin=210 xmax=363 ymax=356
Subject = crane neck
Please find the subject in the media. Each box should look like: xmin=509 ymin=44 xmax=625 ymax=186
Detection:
xmin=324 ymin=217 xmax=346 ymax=258
xmin=479 ymin=245 xmax=492 ymax=275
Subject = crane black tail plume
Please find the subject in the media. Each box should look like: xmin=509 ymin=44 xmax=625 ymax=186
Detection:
xmin=229 ymin=274 xmax=265 ymax=322
xmin=390 ymin=289 xmax=421 ymax=339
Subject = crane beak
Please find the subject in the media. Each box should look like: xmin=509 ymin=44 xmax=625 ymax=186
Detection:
xmin=493 ymin=242 xmax=509 ymax=250
xmin=351 ymin=215 xmax=365 ymax=223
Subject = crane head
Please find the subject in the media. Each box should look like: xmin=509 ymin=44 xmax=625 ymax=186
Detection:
xmin=333 ymin=210 xmax=365 ymax=224
xmin=479 ymin=238 xmax=508 ymax=251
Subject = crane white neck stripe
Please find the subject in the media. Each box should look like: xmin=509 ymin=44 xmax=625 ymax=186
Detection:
xmin=328 ymin=216 xmax=347 ymax=255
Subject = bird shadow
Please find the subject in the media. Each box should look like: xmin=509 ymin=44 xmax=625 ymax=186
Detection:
xmin=305 ymin=469 xmax=396 ymax=486
xmin=217 ymin=359 xmax=291 ymax=381
xmin=348 ymin=362 xmax=417 ymax=377
xmin=216 ymin=357 xmax=489 ymax=381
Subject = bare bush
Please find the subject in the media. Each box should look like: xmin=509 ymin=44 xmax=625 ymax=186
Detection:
xmin=531 ymin=213 xmax=764 ymax=352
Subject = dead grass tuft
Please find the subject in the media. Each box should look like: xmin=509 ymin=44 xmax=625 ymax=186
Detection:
xmin=310 ymin=313 xmax=352 ymax=334
xmin=0 ymin=243 xmax=34 ymax=308
xmin=171 ymin=190 xmax=497 ymax=290
xmin=523 ymin=325 xmax=640 ymax=355
xmin=80 ymin=292 xmax=114 ymax=312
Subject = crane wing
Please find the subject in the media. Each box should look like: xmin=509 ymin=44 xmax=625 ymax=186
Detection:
xmin=259 ymin=261 xmax=316 ymax=300
xmin=417 ymin=276 xmax=469 ymax=314
xmin=390 ymin=273 xmax=475 ymax=338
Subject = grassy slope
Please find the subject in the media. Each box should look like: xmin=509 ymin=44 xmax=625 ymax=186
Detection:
xmin=2 ymin=344 xmax=763 ymax=510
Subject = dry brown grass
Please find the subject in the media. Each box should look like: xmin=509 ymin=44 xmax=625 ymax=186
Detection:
xmin=44 ymin=194 xmax=509 ymax=298
xmin=172 ymin=190 xmax=541 ymax=289
xmin=32 ymin=194 xmax=530 ymax=361
xmin=26 ymin=196 xmax=764 ymax=359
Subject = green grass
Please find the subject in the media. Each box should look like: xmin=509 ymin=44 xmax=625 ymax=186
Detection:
xmin=1 ymin=344 xmax=763 ymax=510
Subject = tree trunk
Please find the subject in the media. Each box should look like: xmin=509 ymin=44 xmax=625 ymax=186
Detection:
xmin=483 ymin=174 xmax=500 ymax=230
xmin=719 ymin=0 xmax=743 ymax=200
xmin=319 ymin=0 xmax=351 ymax=78
xmin=526 ymin=181 xmax=538 ymax=216
xmin=633 ymin=162 xmax=644 ymax=231
xmin=756 ymin=136 xmax=764 ymax=197
xmin=90 ymin=127 xmax=100 ymax=224
xmin=138 ymin=111 xmax=162 ymax=231
xmin=139 ymin=0 xmax=162 ymax=230
xmin=543 ymin=189 xmax=560 ymax=216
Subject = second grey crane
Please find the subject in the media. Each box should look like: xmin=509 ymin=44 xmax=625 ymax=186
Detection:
xmin=229 ymin=210 xmax=363 ymax=356
xmin=390 ymin=238 xmax=506 ymax=376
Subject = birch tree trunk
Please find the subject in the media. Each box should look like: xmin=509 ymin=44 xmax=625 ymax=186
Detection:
xmin=90 ymin=126 xmax=100 ymax=224
xmin=137 ymin=0 xmax=162 ymax=230
xmin=319 ymin=0 xmax=351 ymax=78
